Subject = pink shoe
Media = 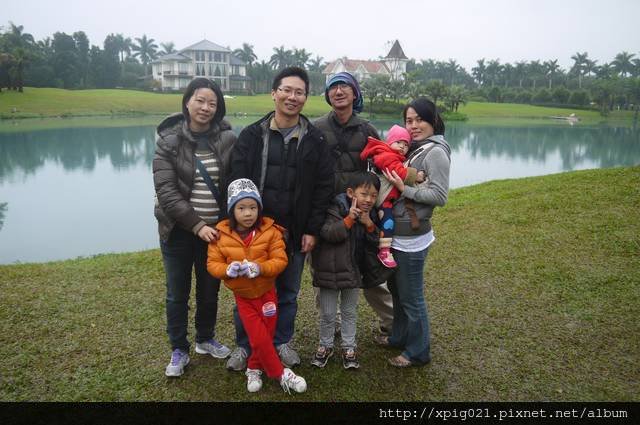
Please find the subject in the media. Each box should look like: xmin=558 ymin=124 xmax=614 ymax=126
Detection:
xmin=378 ymin=247 xmax=397 ymax=268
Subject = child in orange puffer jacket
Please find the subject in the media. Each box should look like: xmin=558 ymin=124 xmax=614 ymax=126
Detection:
xmin=207 ymin=178 xmax=307 ymax=395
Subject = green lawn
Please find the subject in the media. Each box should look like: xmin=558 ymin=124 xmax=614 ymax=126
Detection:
xmin=0 ymin=88 xmax=634 ymax=126
xmin=0 ymin=87 xmax=331 ymax=119
xmin=458 ymin=101 xmax=634 ymax=125
xmin=1 ymin=166 xmax=638 ymax=401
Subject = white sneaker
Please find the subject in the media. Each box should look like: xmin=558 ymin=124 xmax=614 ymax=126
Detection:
xmin=245 ymin=368 xmax=263 ymax=393
xmin=280 ymin=368 xmax=307 ymax=394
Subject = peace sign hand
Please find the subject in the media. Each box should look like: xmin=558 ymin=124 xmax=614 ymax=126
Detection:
xmin=348 ymin=196 xmax=361 ymax=220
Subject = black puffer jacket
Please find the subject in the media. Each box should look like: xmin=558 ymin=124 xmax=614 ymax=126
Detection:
xmin=313 ymin=111 xmax=379 ymax=193
xmin=229 ymin=112 xmax=334 ymax=251
xmin=312 ymin=194 xmax=393 ymax=289
xmin=153 ymin=113 xmax=236 ymax=242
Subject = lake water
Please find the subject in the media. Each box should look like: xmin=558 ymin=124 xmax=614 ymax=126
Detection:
xmin=1 ymin=119 xmax=638 ymax=264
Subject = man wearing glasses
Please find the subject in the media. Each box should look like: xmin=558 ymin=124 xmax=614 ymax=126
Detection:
xmin=227 ymin=66 xmax=334 ymax=371
xmin=314 ymin=71 xmax=394 ymax=341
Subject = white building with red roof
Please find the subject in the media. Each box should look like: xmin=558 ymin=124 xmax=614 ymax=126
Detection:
xmin=322 ymin=40 xmax=409 ymax=83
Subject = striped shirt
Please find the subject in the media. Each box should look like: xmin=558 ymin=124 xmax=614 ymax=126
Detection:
xmin=190 ymin=148 xmax=220 ymax=224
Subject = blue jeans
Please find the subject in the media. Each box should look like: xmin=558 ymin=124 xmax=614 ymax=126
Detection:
xmin=387 ymin=247 xmax=431 ymax=364
xmin=161 ymin=226 xmax=221 ymax=351
xmin=234 ymin=251 xmax=305 ymax=350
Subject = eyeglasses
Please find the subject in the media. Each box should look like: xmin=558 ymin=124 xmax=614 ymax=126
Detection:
xmin=277 ymin=86 xmax=307 ymax=98
xmin=328 ymin=83 xmax=352 ymax=93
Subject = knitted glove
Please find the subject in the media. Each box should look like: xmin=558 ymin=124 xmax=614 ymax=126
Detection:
xmin=237 ymin=261 xmax=250 ymax=277
xmin=226 ymin=261 xmax=242 ymax=278
xmin=244 ymin=260 xmax=260 ymax=279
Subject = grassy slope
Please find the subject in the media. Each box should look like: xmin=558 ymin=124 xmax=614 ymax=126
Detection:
xmin=0 ymin=87 xmax=332 ymax=119
xmin=0 ymin=88 xmax=634 ymax=125
xmin=1 ymin=166 xmax=638 ymax=401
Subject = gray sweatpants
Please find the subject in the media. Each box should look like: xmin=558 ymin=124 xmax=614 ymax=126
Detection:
xmin=317 ymin=287 xmax=359 ymax=349
xmin=314 ymin=283 xmax=394 ymax=333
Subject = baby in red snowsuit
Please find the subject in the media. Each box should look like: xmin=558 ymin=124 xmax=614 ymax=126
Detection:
xmin=360 ymin=125 xmax=425 ymax=268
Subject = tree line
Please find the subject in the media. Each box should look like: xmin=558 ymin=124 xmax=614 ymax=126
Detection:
xmin=1 ymin=22 xmax=639 ymax=116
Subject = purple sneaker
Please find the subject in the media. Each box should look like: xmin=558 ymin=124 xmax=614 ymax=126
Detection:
xmin=165 ymin=349 xmax=190 ymax=377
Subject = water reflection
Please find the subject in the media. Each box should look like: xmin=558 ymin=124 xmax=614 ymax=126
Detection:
xmin=1 ymin=124 xmax=638 ymax=184
xmin=446 ymin=125 xmax=640 ymax=171
xmin=0 ymin=126 xmax=156 ymax=183
xmin=0 ymin=202 xmax=7 ymax=231
xmin=0 ymin=121 xmax=638 ymax=263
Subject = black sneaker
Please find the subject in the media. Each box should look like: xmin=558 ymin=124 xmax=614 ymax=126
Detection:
xmin=310 ymin=346 xmax=334 ymax=368
xmin=342 ymin=348 xmax=360 ymax=369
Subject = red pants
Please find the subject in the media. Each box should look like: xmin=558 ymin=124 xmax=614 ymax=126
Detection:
xmin=235 ymin=288 xmax=284 ymax=379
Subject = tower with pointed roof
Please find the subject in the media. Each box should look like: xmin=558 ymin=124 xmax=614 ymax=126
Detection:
xmin=322 ymin=40 xmax=409 ymax=83
xmin=383 ymin=40 xmax=408 ymax=81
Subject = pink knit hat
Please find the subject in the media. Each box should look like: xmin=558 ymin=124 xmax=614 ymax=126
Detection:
xmin=385 ymin=124 xmax=412 ymax=146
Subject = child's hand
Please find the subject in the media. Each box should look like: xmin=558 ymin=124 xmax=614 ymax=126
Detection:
xmin=382 ymin=168 xmax=405 ymax=192
xmin=226 ymin=261 xmax=242 ymax=278
xmin=238 ymin=260 xmax=250 ymax=276
xmin=348 ymin=196 xmax=361 ymax=220
xmin=416 ymin=170 xmax=426 ymax=183
xmin=244 ymin=261 xmax=261 ymax=278
xmin=358 ymin=210 xmax=373 ymax=227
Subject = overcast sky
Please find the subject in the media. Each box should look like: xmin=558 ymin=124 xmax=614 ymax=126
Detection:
xmin=5 ymin=0 xmax=640 ymax=71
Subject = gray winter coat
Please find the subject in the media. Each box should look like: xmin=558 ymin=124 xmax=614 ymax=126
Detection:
xmin=393 ymin=135 xmax=451 ymax=236
xmin=153 ymin=113 xmax=236 ymax=242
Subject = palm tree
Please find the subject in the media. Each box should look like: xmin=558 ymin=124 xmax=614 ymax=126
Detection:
xmin=445 ymin=85 xmax=468 ymax=112
xmin=611 ymin=51 xmax=636 ymax=77
xmin=308 ymin=55 xmax=324 ymax=73
xmin=233 ymin=43 xmax=258 ymax=67
xmin=570 ymin=52 xmax=588 ymax=89
xmin=472 ymin=58 xmax=486 ymax=86
xmin=248 ymin=60 xmax=273 ymax=93
xmin=514 ymin=61 xmax=527 ymax=88
xmin=159 ymin=42 xmax=176 ymax=56
xmin=584 ymin=59 xmax=598 ymax=77
xmin=485 ymin=59 xmax=502 ymax=87
xmin=269 ymin=46 xmax=293 ymax=70
xmin=360 ymin=75 xmax=389 ymax=118
xmin=132 ymin=34 xmax=158 ymax=76
xmin=1 ymin=23 xmax=34 ymax=92
xmin=595 ymin=63 xmax=614 ymax=79
xmin=113 ymin=34 xmax=133 ymax=64
xmin=8 ymin=47 xmax=28 ymax=92
xmin=527 ymin=60 xmax=544 ymax=89
xmin=0 ymin=53 xmax=15 ymax=91
xmin=7 ymin=22 xmax=34 ymax=49
xmin=631 ymin=59 xmax=640 ymax=78
xmin=544 ymin=59 xmax=560 ymax=89
xmin=292 ymin=48 xmax=311 ymax=68
xmin=501 ymin=63 xmax=514 ymax=88
xmin=424 ymin=79 xmax=448 ymax=105
xmin=445 ymin=59 xmax=460 ymax=86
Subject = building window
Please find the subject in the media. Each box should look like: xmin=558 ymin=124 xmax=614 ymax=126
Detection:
xmin=196 ymin=63 xmax=205 ymax=76
xmin=213 ymin=52 xmax=221 ymax=62
xmin=208 ymin=63 xmax=225 ymax=76
xmin=213 ymin=78 xmax=226 ymax=90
